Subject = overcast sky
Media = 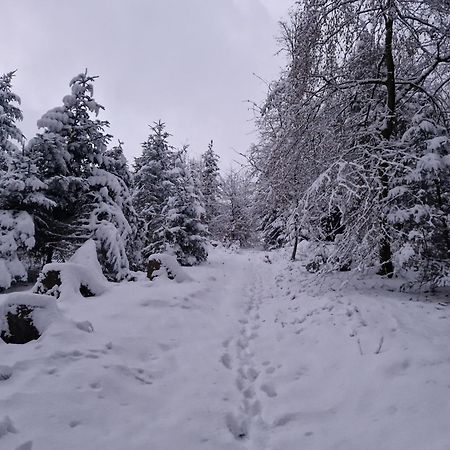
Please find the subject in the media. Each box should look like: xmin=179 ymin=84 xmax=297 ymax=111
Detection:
xmin=1 ymin=0 xmax=292 ymax=170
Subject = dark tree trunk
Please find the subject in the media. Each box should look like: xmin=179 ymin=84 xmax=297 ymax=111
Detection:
xmin=291 ymin=232 xmax=298 ymax=261
xmin=378 ymin=6 xmax=396 ymax=277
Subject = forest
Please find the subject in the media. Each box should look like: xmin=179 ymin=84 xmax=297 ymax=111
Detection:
xmin=0 ymin=1 xmax=449 ymax=449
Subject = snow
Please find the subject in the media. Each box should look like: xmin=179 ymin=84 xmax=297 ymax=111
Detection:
xmin=0 ymin=293 xmax=59 ymax=336
xmin=147 ymin=253 xmax=192 ymax=282
xmin=1 ymin=247 xmax=450 ymax=449
xmin=0 ymin=211 xmax=35 ymax=290
xmin=33 ymin=240 xmax=108 ymax=300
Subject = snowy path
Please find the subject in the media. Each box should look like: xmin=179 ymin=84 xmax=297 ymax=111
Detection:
xmin=1 ymin=248 xmax=450 ymax=449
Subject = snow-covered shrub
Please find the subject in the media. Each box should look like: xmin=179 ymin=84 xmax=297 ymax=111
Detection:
xmin=33 ymin=240 xmax=108 ymax=299
xmin=147 ymin=253 xmax=191 ymax=283
xmin=0 ymin=293 xmax=58 ymax=344
xmin=0 ymin=210 xmax=35 ymax=290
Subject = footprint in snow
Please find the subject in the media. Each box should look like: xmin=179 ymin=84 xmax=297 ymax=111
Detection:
xmin=220 ymin=353 xmax=232 ymax=369
xmin=15 ymin=442 xmax=33 ymax=450
xmin=158 ymin=341 xmax=178 ymax=352
xmin=260 ymin=383 xmax=277 ymax=397
xmin=0 ymin=416 xmax=17 ymax=438
xmin=247 ymin=367 xmax=259 ymax=381
xmin=69 ymin=420 xmax=82 ymax=428
xmin=225 ymin=413 xmax=248 ymax=440
xmin=89 ymin=381 xmax=102 ymax=390
xmin=0 ymin=365 xmax=13 ymax=381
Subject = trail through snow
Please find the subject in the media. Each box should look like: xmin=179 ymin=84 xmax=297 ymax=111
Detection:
xmin=1 ymin=248 xmax=450 ymax=449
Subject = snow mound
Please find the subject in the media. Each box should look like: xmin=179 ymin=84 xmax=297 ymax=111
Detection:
xmin=0 ymin=293 xmax=59 ymax=344
xmin=33 ymin=240 xmax=108 ymax=300
xmin=147 ymin=253 xmax=192 ymax=283
xmin=69 ymin=239 xmax=105 ymax=274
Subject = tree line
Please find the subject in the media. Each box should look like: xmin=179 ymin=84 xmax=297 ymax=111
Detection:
xmin=250 ymin=0 xmax=450 ymax=287
xmin=0 ymin=71 xmax=254 ymax=290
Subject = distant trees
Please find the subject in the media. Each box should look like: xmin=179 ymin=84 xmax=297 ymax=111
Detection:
xmin=0 ymin=58 xmax=266 ymax=290
xmin=221 ymin=170 xmax=255 ymax=247
xmin=0 ymin=67 xmax=219 ymax=289
xmin=133 ymin=123 xmax=210 ymax=265
xmin=252 ymin=0 xmax=450 ymax=286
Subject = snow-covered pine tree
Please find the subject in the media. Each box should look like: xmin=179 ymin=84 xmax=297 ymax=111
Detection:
xmin=0 ymin=72 xmax=52 ymax=289
xmin=0 ymin=71 xmax=24 ymax=173
xmin=102 ymin=141 xmax=143 ymax=270
xmin=163 ymin=148 xmax=208 ymax=265
xmin=27 ymin=72 xmax=111 ymax=262
xmin=200 ymin=140 xmax=222 ymax=238
xmin=388 ymin=104 xmax=450 ymax=287
xmin=188 ymin=156 xmax=206 ymax=221
xmin=133 ymin=121 xmax=175 ymax=258
xmin=28 ymin=72 xmax=137 ymax=280
xmin=82 ymin=141 xmax=141 ymax=280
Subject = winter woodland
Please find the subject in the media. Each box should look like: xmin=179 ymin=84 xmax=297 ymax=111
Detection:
xmin=1 ymin=1 xmax=450 ymax=449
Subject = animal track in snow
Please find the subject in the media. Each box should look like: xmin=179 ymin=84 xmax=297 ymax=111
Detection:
xmin=220 ymin=353 xmax=232 ymax=369
xmin=260 ymin=383 xmax=277 ymax=397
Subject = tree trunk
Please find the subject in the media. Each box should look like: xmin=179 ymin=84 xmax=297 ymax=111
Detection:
xmin=291 ymin=233 xmax=298 ymax=261
xmin=378 ymin=5 xmax=396 ymax=277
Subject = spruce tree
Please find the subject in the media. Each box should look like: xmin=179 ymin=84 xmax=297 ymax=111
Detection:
xmin=0 ymin=72 xmax=50 ymax=289
xmin=200 ymin=140 xmax=221 ymax=237
xmin=28 ymin=72 xmax=136 ymax=280
xmin=27 ymin=72 xmax=111 ymax=261
xmin=388 ymin=103 xmax=450 ymax=286
xmin=133 ymin=121 xmax=175 ymax=258
xmin=83 ymin=141 xmax=141 ymax=280
xmin=164 ymin=149 xmax=208 ymax=265
xmin=0 ymin=71 xmax=24 ymax=173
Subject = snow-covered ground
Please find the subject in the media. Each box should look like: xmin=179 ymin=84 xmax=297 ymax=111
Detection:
xmin=1 ymin=247 xmax=450 ymax=450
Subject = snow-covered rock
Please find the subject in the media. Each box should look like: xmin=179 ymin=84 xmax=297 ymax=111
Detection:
xmin=0 ymin=293 xmax=58 ymax=344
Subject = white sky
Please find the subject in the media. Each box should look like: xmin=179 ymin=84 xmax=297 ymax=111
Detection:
xmin=1 ymin=0 xmax=292 ymax=170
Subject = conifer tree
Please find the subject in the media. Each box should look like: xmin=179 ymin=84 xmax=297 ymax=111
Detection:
xmin=200 ymin=140 xmax=221 ymax=237
xmin=388 ymin=104 xmax=450 ymax=286
xmin=102 ymin=141 xmax=143 ymax=270
xmin=0 ymin=72 xmax=50 ymax=289
xmin=28 ymin=72 xmax=136 ymax=280
xmin=27 ymin=72 xmax=111 ymax=261
xmin=83 ymin=142 xmax=140 ymax=280
xmin=0 ymin=71 xmax=24 ymax=173
xmin=133 ymin=121 xmax=175 ymax=258
xmin=163 ymin=149 xmax=208 ymax=265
